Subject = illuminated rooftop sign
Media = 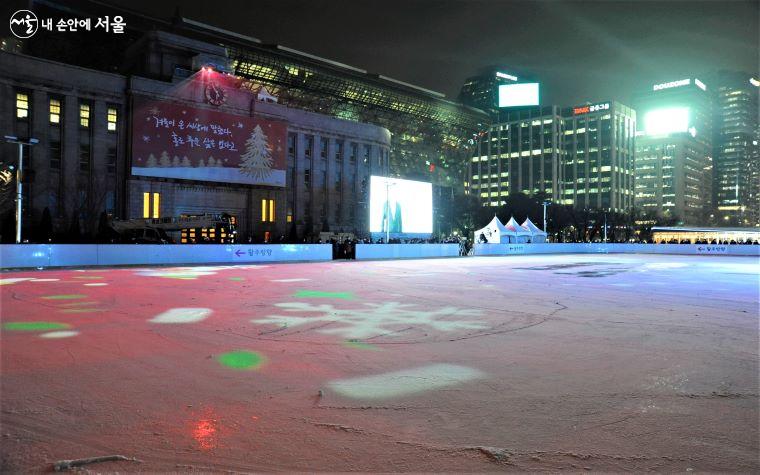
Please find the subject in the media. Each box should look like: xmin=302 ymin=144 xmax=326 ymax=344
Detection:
xmin=498 ymin=83 xmax=539 ymax=107
xmin=572 ymin=102 xmax=610 ymax=115
xmin=653 ymin=79 xmax=690 ymax=91
xmin=644 ymin=107 xmax=690 ymax=136
xmin=495 ymin=71 xmax=518 ymax=81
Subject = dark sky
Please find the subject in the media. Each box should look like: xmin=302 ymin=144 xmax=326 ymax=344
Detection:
xmin=107 ymin=0 xmax=760 ymax=105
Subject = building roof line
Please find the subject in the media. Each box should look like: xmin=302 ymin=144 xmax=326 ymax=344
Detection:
xmin=180 ymin=17 xmax=263 ymax=44
xmin=274 ymin=45 xmax=367 ymax=74
xmin=377 ymin=75 xmax=445 ymax=98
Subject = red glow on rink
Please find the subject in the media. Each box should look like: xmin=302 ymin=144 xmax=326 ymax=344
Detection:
xmin=192 ymin=418 xmax=218 ymax=451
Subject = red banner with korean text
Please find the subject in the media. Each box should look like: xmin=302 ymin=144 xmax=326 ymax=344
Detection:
xmin=131 ymin=96 xmax=286 ymax=186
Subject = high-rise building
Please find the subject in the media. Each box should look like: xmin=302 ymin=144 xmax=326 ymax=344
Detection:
xmin=560 ymin=101 xmax=636 ymax=212
xmin=458 ymin=67 xmax=531 ymax=115
xmin=468 ymin=100 xmax=636 ymax=212
xmin=633 ymin=78 xmax=713 ymax=224
xmin=469 ymin=106 xmax=563 ymax=206
xmin=710 ymin=71 xmax=760 ymax=226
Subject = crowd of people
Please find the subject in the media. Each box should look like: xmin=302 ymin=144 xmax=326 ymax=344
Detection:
xmin=314 ymin=234 xmax=472 ymax=259
xmin=656 ymin=238 xmax=759 ymax=245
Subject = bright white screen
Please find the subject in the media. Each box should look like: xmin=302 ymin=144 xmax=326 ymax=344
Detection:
xmin=644 ymin=107 xmax=690 ymax=136
xmin=369 ymin=176 xmax=432 ymax=234
xmin=498 ymin=83 xmax=539 ymax=107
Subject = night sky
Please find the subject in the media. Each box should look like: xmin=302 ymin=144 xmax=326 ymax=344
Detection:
xmin=24 ymin=1 xmax=760 ymax=106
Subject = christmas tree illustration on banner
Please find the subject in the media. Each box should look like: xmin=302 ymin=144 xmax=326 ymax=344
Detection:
xmin=159 ymin=151 xmax=171 ymax=167
xmin=239 ymin=124 xmax=273 ymax=181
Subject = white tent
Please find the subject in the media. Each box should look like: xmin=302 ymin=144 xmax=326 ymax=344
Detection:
xmin=504 ymin=216 xmax=533 ymax=243
xmin=474 ymin=216 xmax=512 ymax=244
xmin=521 ymin=217 xmax=548 ymax=243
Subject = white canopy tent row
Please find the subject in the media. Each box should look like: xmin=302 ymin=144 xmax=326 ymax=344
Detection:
xmin=474 ymin=216 xmax=548 ymax=244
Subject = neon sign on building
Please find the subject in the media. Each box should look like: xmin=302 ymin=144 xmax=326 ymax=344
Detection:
xmin=495 ymin=71 xmax=518 ymax=81
xmin=572 ymin=102 xmax=610 ymax=115
xmin=653 ymin=79 xmax=690 ymax=91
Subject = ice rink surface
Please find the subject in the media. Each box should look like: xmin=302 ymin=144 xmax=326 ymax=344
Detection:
xmin=1 ymin=253 xmax=758 ymax=471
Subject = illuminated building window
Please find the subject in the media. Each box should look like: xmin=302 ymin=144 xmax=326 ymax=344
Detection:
xmin=153 ymin=193 xmax=160 ymax=219
xmin=142 ymin=192 xmax=160 ymax=219
xmin=107 ymin=106 xmax=118 ymax=132
xmin=49 ymin=98 xmax=61 ymax=124
xmin=143 ymin=192 xmax=150 ymax=218
xmin=16 ymin=92 xmax=29 ymax=119
xmin=261 ymin=198 xmax=275 ymax=222
xmin=79 ymin=102 xmax=90 ymax=128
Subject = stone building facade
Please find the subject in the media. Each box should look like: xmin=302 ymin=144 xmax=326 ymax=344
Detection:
xmin=0 ymin=34 xmax=390 ymax=242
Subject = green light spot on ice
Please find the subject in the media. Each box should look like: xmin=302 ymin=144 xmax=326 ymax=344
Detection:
xmin=293 ymin=290 xmax=354 ymax=300
xmin=229 ymin=277 xmax=245 ymax=281
xmin=41 ymin=294 xmax=86 ymax=300
xmin=217 ymin=350 xmax=266 ymax=370
xmin=343 ymin=340 xmax=381 ymax=351
xmin=3 ymin=321 xmax=71 ymax=331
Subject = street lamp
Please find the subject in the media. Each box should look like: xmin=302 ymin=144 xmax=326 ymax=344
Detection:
xmin=4 ymin=136 xmax=39 ymax=244
xmin=541 ymin=200 xmax=551 ymax=235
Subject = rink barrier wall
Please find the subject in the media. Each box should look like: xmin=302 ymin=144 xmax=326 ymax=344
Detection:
xmin=473 ymin=243 xmax=760 ymax=257
xmin=355 ymin=244 xmax=460 ymax=260
xmin=0 ymin=244 xmax=332 ymax=269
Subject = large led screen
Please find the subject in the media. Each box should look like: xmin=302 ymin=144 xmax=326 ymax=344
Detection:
xmin=644 ymin=107 xmax=690 ymax=136
xmin=369 ymin=176 xmax=432 ymax=235
xmin=498 ymin=83 xmax=539 ymax=108
xmin=131 ymin=97 xmax=287 ymax=186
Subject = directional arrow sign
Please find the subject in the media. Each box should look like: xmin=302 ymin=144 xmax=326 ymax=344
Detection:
xmin=235 ymin=249 xmax=245 ymax=257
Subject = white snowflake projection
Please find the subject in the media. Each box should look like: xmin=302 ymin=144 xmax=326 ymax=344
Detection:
xmin=252 ymin=302 xmax=487 ymax=339
xmin=239 ymin=125 xmax=273 ymax=180
xmin=148 ymin=106 xmax=160 ymax=115
xmin=142 ymin=135 xmax=151 ymax=143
